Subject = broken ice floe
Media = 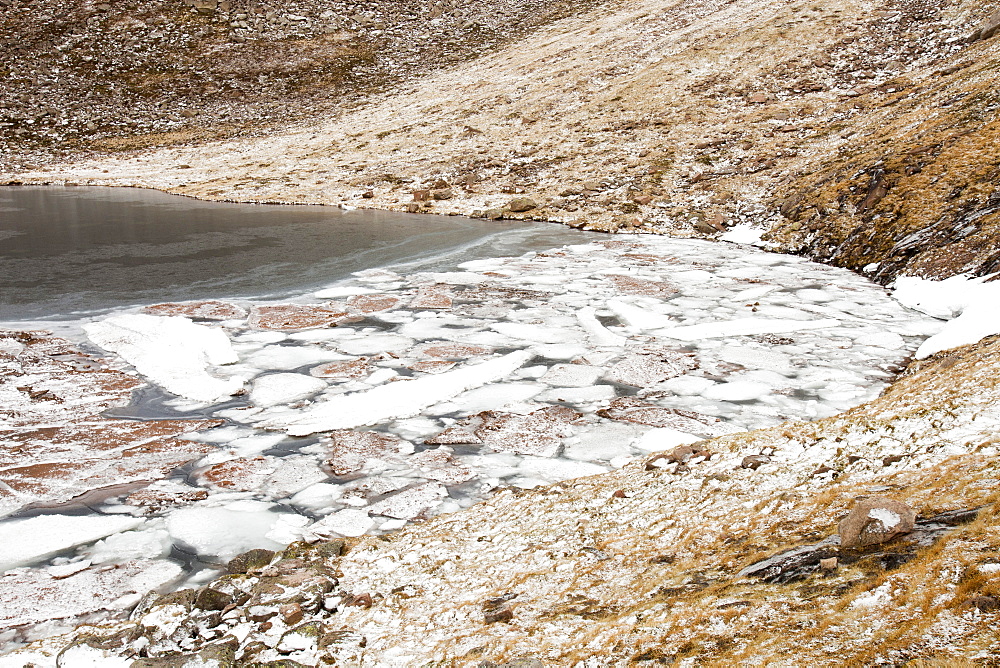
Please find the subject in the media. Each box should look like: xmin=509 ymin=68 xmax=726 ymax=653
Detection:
xmin=0 ymin=235 xmax=946 ymax=642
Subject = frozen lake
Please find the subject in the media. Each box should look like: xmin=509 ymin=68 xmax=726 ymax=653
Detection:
xmin=0 ymin=188 xmax=945 ymax=648
xmin=0 ymin=186 xmax=590 ymax=321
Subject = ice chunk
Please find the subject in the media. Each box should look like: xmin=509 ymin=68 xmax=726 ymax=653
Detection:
xmin=250 ymin=373 xmax=327 ymax=407
xmin=86 ymin=527 xmax=172 ymax=564
xmin=660 ymin=374 xmax=715 ymax=396
xmin=631 ymin=427 xmax=703 ymax=452
xmin=337 ymin=333 xmax=415 ymax=355
xmin=367 ymin=483 xmax=447 ymax=520
xmin=435 ymin=382 xmax=543 ymax=414
xmin=517 ymin=457 xmax=608 ymax=482
xmin=607 ymin=299 xmax=674 ymax=330
xmin=717 ymin=346 xmax=794 ymax=373
xmin=576 ymin=306 xmax=627 ymax=346
xmin=0 ymin=514 xmax=145 ymax=572
xmin=84 ymin=314 xmax=242 ymax=402
xmin=165 ymin=502 xmax=293 ymax=559
xmin=855 ymin=332 xmax=906 ymax=349
xmin=703 ymin=380 xmax=771 ymax=402
xmin=720 ymin=223 xmax=764 ymax=245
xmin=264 ymin=514 xmax=311 ymax=544
xmin=535 ymin=385 xmax=617 ymax=404
xmin=262 ymin=351 xmax=533 ymax=436
xmin=530 ymin=343 xmax=590 ymax=359
xmin=563 ymin=423 xmax=642 ymax=461
xmin=491 ymin=322 xmax=578 ymax=344
xmin=541 ymin=364 xmax=603 ymax=387
xmin=657 ymin=317 xmax=840 ymax=341
xmin=246 ymin=345 xmax=348 ymax=370
xmin=309 ymin=509 xmax=375 ymax=538
xmin=290 ymin=483 xmax=344 ymax=510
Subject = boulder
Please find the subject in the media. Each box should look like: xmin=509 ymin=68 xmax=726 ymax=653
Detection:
xmin=838 ymin=497 xmax=916 ymax=548
xmin=227 ymin=548 xmax=276 ymax=574
xmin=505 ymin=197 xmax=537 ymax=213
xmin=741 ymin=454 xmax=770 ymax=470
xmin=970 ymin=10 xmax=1000 ymax=41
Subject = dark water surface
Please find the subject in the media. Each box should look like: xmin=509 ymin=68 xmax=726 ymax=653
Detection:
xmin=0 ymin=186 xmax=592 ymax=321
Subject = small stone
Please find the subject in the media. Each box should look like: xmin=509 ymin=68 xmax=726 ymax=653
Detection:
xmin=196 ymin=586 xmax=234 ymax=611
xmin=342 ymin=592 xmax=373 ymax=608
xmin=962 ymin=595 xmax=1000 ymax=611
xmin=693 ymin=218 xmax=721 ymax=235
xmin=412 ymin=189 xmax=431 ymax=201
xmin=406 ymin=202 xmax=421 ymax=213
xmin=819 ymin=557 xmax=838 ymax=571
xmin=280 ymin=602 xmax=305 ymax=625
xmin=361 ymin=190 xmax=374 ymax=199
xmin=741 ymin=455 xmax=770 ymax=470
xmin=248 ymin=605 xmax=278 ymax=623
xmin=432 ymin=188 xmax=453 ymax=200
xmin=838 ymin=497 xmax=916 ymax=549
xmin=314 ymin=538 xmax=346 ymax=559
xmin=667 ymin=446 xmax=696 ymax=463
xmin=974 ymin=10 xmax=1000 ymax=40
xmin=482 ymin=593 xmax=516 ymax=624
xmin=505 ymin=197 xmax=537 ymax=213
xmin=151 ymin=589 xmax=197 ymax=611
xmin=484 ymin=608 xmax=514 ymax=624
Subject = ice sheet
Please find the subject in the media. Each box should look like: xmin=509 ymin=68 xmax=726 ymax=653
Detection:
xmin=0 ymin=514 xmax=145 ymax=572
xmin=84 ymin=314 xmax=242 ymax=402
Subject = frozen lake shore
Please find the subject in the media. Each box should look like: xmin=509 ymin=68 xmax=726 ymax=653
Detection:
xmin=0 ymin=232 xmax=945 ymax=648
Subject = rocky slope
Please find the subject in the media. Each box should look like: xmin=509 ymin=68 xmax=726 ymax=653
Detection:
xmin=0 ymin=0 xmax=606 ymax=172
xmin=4 ymin=0 xmax=1000 ymax=284
xmin=3 ymin=0 xmax=1000 ymax=664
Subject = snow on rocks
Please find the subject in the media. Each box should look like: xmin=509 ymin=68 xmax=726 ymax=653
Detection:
xmin=838 ymin=497 xmax=917 ymax=548
xmin=83 ymin=314 xmax=243 ymax=402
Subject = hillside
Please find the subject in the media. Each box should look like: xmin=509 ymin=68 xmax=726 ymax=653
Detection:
xmin=2 ymin=0 xmax=1000 ymax=664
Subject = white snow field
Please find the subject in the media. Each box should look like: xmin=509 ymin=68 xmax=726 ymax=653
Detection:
xmin=0 ymin=235 xmax=954 ymax=643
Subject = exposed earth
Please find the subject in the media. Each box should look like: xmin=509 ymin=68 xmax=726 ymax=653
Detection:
xmin=2 ymin=0 xmax=1000 ymax=664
